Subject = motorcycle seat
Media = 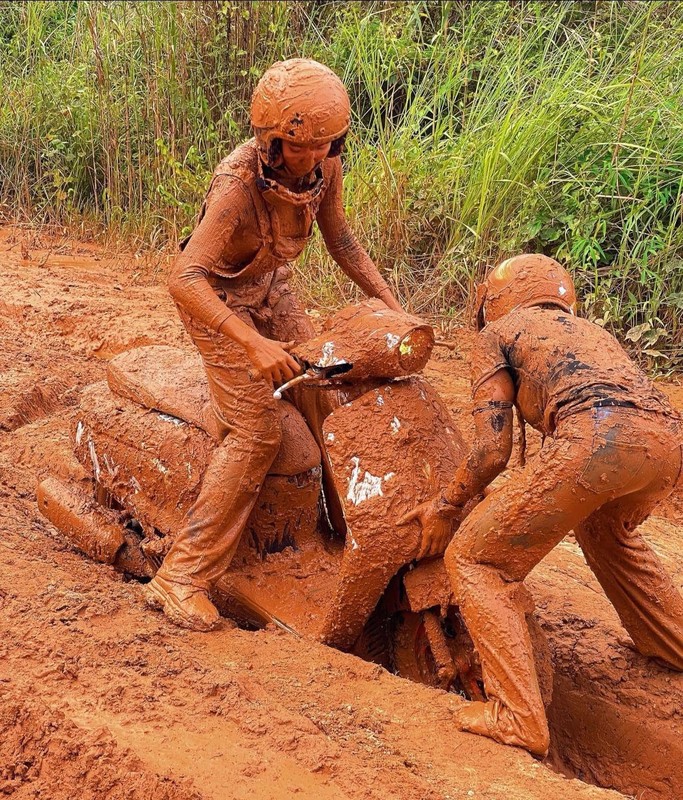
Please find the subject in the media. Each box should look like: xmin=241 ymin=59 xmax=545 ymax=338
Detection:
xmin=107 ymin=345 xmax=220 ymax=438
xmin=107 ymin=345 xmax=320 ymax=476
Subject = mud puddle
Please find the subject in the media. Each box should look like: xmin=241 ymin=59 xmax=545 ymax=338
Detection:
xmin=1 ymin=226 xmax=681 ymax=798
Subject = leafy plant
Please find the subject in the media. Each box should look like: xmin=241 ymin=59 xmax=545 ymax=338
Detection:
xmin=0 ymin=1 xmax=681 ymax=367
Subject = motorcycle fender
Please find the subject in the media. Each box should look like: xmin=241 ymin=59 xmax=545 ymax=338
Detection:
xmin=322 ymin=377 xmax=466 ymax=553
xmin=317 ymin=378 xmax=466 ymax=651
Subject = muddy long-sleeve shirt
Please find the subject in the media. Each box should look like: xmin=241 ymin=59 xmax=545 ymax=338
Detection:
xmin=471 ymin=306 xmax=676 ymax=436
xmin=168 ymin=140 xmax=392 ymax=333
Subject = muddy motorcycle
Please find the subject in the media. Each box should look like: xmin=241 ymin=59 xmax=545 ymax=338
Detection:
xmin=37 ymin=301 xmax=551 ymax=699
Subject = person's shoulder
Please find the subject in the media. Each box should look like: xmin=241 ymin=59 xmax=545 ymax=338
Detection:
xmin=206 ymin=140 xmax=260 ymax=210
xmin=322 ymin=155 xmax=342 ymax=182
xmin=473 ymin=320 xmax=506 ymax=357
xmin=480 ymin=312 xmax=514 ymax=339
xmin=497 ymin=305 xmax=555 ymax=336
xmin=213 ymin=138 xmax=260 ymax=184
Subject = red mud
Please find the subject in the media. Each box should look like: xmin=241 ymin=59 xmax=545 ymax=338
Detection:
xmin=1 ymin=226 xmax=682 ymax=798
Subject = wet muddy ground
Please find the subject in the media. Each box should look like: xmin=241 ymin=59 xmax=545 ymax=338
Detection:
xmin=1 ymin=227 xmax=681 ymax=799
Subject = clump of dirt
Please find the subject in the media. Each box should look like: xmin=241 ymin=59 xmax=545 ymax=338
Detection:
xmin=0 ymin=691 xmax=200 ymax=799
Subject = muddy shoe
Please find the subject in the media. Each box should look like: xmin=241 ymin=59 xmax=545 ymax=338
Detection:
xmin=146 ymin=575 xmax=220 ymax=632
xmin=454 ymin=700 xmax=549 ymax=757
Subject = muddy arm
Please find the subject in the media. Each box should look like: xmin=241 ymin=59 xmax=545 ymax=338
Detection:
xmin=317 ymin=160 xmax=401 ymax=312
xmin=168 ymin=179 xmax=248 ymax=333
xmin=439 ymin=373 xmax=515 ymax=517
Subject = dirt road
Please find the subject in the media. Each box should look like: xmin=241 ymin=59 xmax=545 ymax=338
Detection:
xmin=1 ymin=227 xmax=681 ymax=799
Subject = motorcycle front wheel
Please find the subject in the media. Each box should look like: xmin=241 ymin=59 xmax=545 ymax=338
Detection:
xmin=391 ymin=608 xmax=553 ymax=706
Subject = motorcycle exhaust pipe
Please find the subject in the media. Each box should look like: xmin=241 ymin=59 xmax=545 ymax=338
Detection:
xmin=37 ymin=476 xmax=125 ymax=564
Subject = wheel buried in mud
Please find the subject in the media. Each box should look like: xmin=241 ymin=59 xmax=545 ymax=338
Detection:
xmin=392 ymin=611 xmax=440 ymax=685
xmin=392 ymin=609 xmax=484 ymax=698
xmin=392 ymin=609 xmax=553 ymax=707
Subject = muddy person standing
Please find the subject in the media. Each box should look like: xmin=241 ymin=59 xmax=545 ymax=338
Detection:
xmin=147 ymin=58 xmax=401 ymax=631
xmin=400 ymin=254 xmax=683 ymax=756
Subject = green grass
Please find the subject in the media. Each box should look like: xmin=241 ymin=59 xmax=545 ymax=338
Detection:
xmin=1 ymin=1 xmax=682 ymax=367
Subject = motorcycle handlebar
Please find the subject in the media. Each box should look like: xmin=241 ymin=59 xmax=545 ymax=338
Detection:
xmin=273 ymin=362 xmax=353 ymax=400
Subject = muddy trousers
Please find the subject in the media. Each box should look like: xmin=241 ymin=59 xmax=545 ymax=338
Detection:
xmin=444 ymin=407 xmax=683 ymax=755
xmin=157 ymin=278 xmax=315 ymax=591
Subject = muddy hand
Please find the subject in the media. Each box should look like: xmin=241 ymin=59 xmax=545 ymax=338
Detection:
xmin=243 ymin=332 xmax=301 ymax=386
xmin=398 ymin=498 xmax=454 ymax=560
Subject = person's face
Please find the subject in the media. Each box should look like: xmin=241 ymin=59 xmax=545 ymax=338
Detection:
xmin=280 ymin=140 xmax=331 ymax=177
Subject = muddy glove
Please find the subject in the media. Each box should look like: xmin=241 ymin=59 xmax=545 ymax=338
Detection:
xmin=398 ymin=497 xmax=458 ymax=560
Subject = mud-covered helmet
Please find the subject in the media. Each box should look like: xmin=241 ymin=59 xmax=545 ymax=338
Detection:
xmin=250 ymin=58 xmax=351 ymax=166
xmin=474 ymin=254 xmax=577 ymax=330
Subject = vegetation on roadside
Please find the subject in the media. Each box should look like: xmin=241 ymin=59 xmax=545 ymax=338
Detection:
xmin=0 ymin=1 xmax=682 ymax=366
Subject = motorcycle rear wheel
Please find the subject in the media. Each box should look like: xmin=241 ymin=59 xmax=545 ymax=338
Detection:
xmin=391 ymin=609 xmax=553 ymax=706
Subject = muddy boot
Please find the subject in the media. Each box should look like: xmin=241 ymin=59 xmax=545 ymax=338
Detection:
xmin=146 ymin=575 xmax=220 ymax=632
xmin=453 ymin=700 xmax=549 ymax=758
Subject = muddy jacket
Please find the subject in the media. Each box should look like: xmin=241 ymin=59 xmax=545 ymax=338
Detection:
xmin=168 ymin=139 xmax=391 ymax=332
xmin=472 ymin=306 xmax=676 ymax=435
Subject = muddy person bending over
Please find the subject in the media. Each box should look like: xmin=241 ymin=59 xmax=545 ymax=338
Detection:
xmin=401 ymin=254 xmax=683 ymax=756
xmin=147 ymin=59 xmax=401 ymax=631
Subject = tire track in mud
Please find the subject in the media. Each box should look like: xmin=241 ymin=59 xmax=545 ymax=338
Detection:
xmin=0 ymin=227 xmax=675 ymax=799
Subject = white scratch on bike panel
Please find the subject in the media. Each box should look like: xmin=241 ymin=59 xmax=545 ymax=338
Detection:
xmin=88 ymin=440 xmax=100 ymax=481
xmin=346 ymin=456 xmax=395 ymax=506
xmin=319 ymin=341 xmax=344 ymax=367
xmin=103 ymin=453 xmax=116 ymax=476
xmin=159 ymin=412 xmax=185 ymax=426
xmin=347 ymin=524 xmax=360 ymax=551
xmin=152 ymin=458 xmax=169 ymax=475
